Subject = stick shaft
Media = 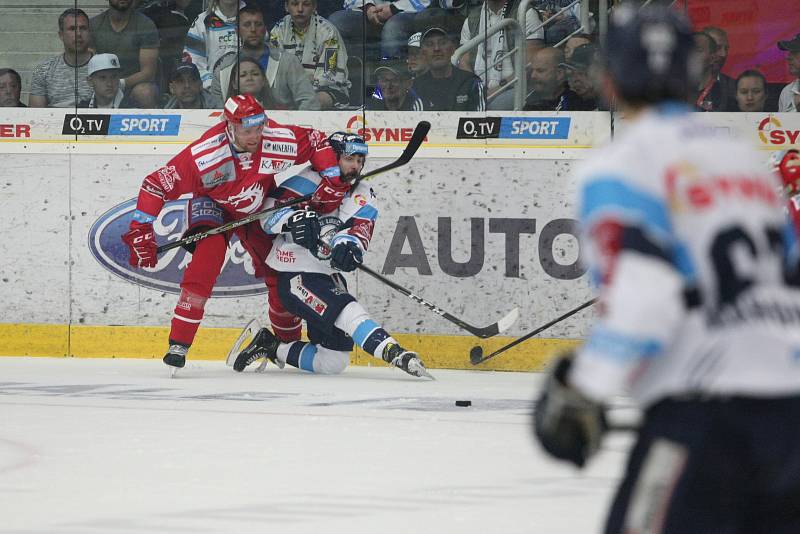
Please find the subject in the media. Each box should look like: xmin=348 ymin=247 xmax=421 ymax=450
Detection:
xmin=360 ymin=121 xmax=430 ymax=180
xmin=156 ymin=194 xmax=311 ymax=254
xmin=356 ymin=263 xmax=504 ymax=338
xmin=475 ymin=298 xmax=598 ymax=364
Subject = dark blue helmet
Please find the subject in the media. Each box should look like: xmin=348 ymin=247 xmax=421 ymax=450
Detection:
xmin=327 ymin=132 xmax=368 ymax=158
xmin=604 ymin=3 xmax=698 ymax=104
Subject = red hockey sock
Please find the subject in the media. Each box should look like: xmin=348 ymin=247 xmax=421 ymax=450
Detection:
xmin=169 ymin=234 xmax=226 ymax=346
xmin=267 ymin=276 xmax=301 ymax=342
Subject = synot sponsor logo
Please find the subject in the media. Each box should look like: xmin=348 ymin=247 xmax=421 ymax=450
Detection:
xmin=88 ymin=198 xmax=266 ymax=297
xmin=345 ymin=115 xmax=425 ymax=143
xmin=499 ymin=117 xmax=571 ymax=139
xmin=758 ymin=116 xmax=800 ymax=145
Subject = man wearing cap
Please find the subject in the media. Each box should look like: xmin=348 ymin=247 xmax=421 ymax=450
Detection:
xmin=778 ymin=34 xmax=800 ymax=112
xmin=560 ymin=43 xmax=600 ymax=111
xmin=406 ymin=32 xmax=428 ymax=76
xmin=413 ymin=27 xmax=485 ymax=111
xmin=30 ymin=8 xmax=94 ymax=107
xmin=163 ymin=61 xmax=223 ymax=109
xmin=79 ymin=53 xmax=133 ymax=108
xmin=367 ymin=57 xmax=423 ymax=110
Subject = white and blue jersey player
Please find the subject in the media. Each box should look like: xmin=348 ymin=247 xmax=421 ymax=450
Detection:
xmin=231 ymin=132 xmax=432 ymax=379
xmin=534 ymin=6 xmax=800 ymax=533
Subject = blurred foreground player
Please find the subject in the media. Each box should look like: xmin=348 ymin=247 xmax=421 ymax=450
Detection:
xmin=534 ymin=5 xmax=800 ymax=533
xmin=121 ymin=94 xmax=350 ymax=375
xmin=229 ymin=132 xmax=433 ymax=379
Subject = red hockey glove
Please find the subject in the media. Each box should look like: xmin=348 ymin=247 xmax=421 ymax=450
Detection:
xmin=779 ymin=149 xmax=800 ymax=195
xmin=310 ymin=172 xmax=349 ymax=214
xmin=122 ymin=221 xmax=158 ymax=268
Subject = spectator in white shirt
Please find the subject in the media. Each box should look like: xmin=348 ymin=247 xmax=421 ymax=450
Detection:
xmin=778 ymin=34 xmax=800 ymax=112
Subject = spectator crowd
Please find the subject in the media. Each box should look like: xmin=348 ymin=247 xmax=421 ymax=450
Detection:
xmin=2 ymin=0 xmax=799 ymax=112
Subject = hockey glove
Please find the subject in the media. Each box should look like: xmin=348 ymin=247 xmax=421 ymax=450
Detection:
xmin=122 ymin=221 xmax=158 ymax=268
xmin=533 ymin=351 xmax=606 ymax=468
xmin=310 ymin=177 xmax=349 ymax=214
xmin=285 ymin=209 xmax=321 ymax=256
xmin=330 ymin=241 xmax=363 ymax=272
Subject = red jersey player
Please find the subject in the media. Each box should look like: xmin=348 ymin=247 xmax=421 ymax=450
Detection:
xmin=776 ymin=149 xmax=800 ymax=235
xmin=121 ymin=94 xmax=348 ymax=374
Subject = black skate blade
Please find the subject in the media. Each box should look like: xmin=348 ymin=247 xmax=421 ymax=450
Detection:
xmin=227 ymin=318 xmax=262 ymax=367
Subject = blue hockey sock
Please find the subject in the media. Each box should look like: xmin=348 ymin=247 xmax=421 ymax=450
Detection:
xmin=334 ymin=301 xmax=394 ymax=357
xmin=284 ymin=341 xmax=318 ymax=372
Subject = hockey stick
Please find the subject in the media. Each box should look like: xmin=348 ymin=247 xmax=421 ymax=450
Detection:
xmin=359 ymin=121 xmax=430 ymax=181
xmin=470 ymin=298 xmax=598 ymax=365
xmin=155 ymin=194 xmax=313 ymax=254
xmin=356 ymin=263 xmax=519 ymax=338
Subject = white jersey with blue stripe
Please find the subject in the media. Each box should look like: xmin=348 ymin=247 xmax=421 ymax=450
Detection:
xmin=570 ymin=103 xmax=800 ymax=406
xmin=262 ymin=168 xmax=378 ymax=275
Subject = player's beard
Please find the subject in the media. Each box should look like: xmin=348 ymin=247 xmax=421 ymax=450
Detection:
xmin=342 ymin=169 xmax=360 ymax=182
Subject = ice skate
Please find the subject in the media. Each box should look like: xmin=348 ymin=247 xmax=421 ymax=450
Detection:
xmin=382 ymin=343 xmax=435 ymax=380
xmin=227 ymin=319 xmax=261 ymax=368
xmin=232 ymin=327 xmax=283 ymax=373
xmin=163 ymin=343 xmax=188 ymax=378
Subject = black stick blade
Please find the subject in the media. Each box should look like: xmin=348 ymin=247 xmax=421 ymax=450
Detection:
xmin=469 ymin=346 xmax=484 ymax=365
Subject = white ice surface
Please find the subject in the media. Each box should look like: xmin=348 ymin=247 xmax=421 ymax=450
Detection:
xmin=0 ymin=358 xmax=634 ymax=534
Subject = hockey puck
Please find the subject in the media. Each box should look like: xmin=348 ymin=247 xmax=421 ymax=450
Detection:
xmin=455 ymin=400 xmax=472 ymax=407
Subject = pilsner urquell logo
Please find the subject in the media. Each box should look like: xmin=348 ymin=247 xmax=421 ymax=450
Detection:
xmin=88 ymin=199 xmax=266 ymax=297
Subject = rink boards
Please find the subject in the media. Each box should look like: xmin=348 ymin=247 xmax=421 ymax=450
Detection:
xmin=1 ymin=110 xmax=798 ymax=370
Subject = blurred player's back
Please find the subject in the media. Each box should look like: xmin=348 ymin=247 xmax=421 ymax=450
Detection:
xmin=575 ymin=106 xmax=800 ymax=405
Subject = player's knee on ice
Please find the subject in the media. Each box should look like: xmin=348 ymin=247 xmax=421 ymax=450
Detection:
xmin=312 ymin=347 xmax=350 ymax=374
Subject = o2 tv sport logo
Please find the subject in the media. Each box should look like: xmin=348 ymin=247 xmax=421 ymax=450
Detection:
xmin=88 ymin=198 xmax=266 ymax=297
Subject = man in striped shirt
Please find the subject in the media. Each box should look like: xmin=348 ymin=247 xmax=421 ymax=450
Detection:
xmin=270 ymin=0 xmax=351 ymax=109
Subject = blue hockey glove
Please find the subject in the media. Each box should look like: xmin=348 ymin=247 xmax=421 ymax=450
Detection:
xmin=330 ymin=241 xmax=363 ymax=272
xmin=533 ymin=351 xmax=607 ymax=468
xmin=285 ymin=209 xmax=321 ymax=256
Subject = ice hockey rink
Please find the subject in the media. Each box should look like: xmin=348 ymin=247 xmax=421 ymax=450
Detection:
xmin=0 ymin=357 xmax=636 ymax=534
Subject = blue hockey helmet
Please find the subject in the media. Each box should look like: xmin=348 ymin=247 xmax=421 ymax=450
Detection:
xmin=327 ymin=131 xmax=368 ymax=158
xmin=604 ymin=3 xmax=699 ymax=104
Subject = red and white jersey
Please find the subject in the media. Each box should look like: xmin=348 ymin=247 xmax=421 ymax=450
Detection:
xmin=132 ymin=119 xmax=337 ymax=223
